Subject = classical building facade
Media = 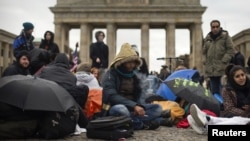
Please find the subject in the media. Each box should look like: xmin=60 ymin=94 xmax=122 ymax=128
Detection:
xmin=50 ymin=0 xmax=206 ymax=72
xmin=1 ymin=1 xmax=249 ymax=76
xmin=0 ymin=29 xmax=15 ymax=75
xmin=232 ymin=28 xmax=250 ymax=65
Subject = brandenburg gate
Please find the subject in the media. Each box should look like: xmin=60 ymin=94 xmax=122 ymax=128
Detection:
xmin=50 ymin=0 xmax=206 ymax=71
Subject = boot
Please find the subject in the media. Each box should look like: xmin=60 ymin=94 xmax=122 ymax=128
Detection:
xmin=161 ymin=109 xmax=171 ymax=118
xmin=161 ymin=117 xmax=173 ymax=127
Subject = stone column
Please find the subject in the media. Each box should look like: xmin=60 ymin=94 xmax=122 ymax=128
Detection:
xmin=106 ymin=23 xmax=117 ymax=66
xmin=246 ymin=42 xmax=250 ymax=61
xmin=166 ymin=23 xmax=176 ymax=72
xmin=64 ymin=25 xmax=70 ymax=54
xmin=0 ymin=42 xmax=2 ymax=75
xmin=54 ymin=23 xmax=63 ymax=52
xmin=141 ymin=23 xmax=150 ymax=67
xmin=190 ymin=23 xmax=203 ymax=72
xmin=80 ymin=23 xmax=92 ymax=63
xmin=3 ymin=43 xmax=9 ymax=70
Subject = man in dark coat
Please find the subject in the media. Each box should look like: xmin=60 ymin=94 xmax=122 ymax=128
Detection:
xmin=38 ymin=53 xmax=89 ymax=127
xmin=90 ymin=31 xmax=109 ymax=84
xmin=101 ymin=43 xmax=172 ymax=130
xmin=2 ymin=50 xmax=30 ymax=77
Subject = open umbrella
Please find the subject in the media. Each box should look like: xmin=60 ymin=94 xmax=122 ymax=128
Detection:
xmin=164 ymin=78 xmax=220 ymax=116
xmin=156 ymin=69 xmax=200 ymax=101
xmin=0 ymin=75 xmax=76 ymax=112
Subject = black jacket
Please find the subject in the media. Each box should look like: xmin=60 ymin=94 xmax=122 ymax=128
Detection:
xmin=90 ymin=42 xmax=109 ymax=68
xmin=38 ymin=53 xmax=76 ymax=91
xmin=39 ymin=31 xmax=60 ymax=59
xmin=2 ymin=61 xmax=30 ymax=77
xmin=230 ymin=51 xmax=245 ymax=67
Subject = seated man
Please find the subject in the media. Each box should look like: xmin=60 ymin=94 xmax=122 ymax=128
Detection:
xmin=101 ymin=43 xmax=172 ymax=130
xmin=2 ymin=50 xmax=30 ymax=77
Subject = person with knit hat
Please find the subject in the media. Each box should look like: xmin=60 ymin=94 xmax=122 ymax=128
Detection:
xmin=2 ymin=50 xmax=31 ymax=77
xmin=13 ymin=22 xmax=35 ymax=60
xmin=101 ymin=43 xmax=173 ymax=130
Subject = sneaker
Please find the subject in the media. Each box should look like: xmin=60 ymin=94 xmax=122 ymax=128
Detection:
xmin=187 ymin=115 xmax=207 ymax=135
xmin=190 ymin=104 xmax=207 ymax=126
xmin=143 ymin=120 xmax=160 ymax=130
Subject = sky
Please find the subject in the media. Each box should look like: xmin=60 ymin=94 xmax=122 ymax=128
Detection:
xmin=0 ymin=0 xmax=249 ymax=72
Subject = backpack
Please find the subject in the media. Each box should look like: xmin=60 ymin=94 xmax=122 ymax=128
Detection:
xmin=0 ymin=103 xmax=38 ymax=139
xmin=86 ymin=116 xmax=134 ymax=141
xmin=0 ymin=119 xmax=38 ymax=139
xmin=37 ymin=106 xmax=79 ymax=139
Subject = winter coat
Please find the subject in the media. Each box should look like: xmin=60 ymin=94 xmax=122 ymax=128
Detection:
xmin=2 ymin=61 xmax=30 ymax=77
xmin=90 ymin=42 xmax=109 ymax=68
xmin=29 ymin=48 xmax=50 ymax=75
xmin=202 ymin=30 xmax=234 ymax=77
xmin=38 ymin=53 xmax=77 ymax=91
xmin=230 ymin=51 xmax=245 ymax=67
xmin=102 ymin=43 xmax=143 ymax=112
xmin=75 ymin=71 xmax=101 ymax=88
xmin=13 ymin=31 xmax=35 ymax=59
xmin=222 ymin=78 xmax=250 ymax=118
xmin=39 ymin=31 xmax=60 ymax=56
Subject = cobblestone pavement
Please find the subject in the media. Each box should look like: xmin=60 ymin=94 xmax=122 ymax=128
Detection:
xmin=4 ymin=126 xmax=207 ymax=141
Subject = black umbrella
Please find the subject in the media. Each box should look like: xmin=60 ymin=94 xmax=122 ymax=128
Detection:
xmin=164 ymin=78 xmax=220 ymax=116
xmin=0 ymin=75 xmax=76 ymax=112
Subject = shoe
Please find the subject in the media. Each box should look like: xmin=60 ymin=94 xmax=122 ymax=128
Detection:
xmin=161 ymin=110 xmax=171 ymax=118
xmin=161 ymin=117 xmax=173 ymax=127
xmin=190 ymin=104 xmax=207 ymax=127
xmin=143 ymin=120 xmax=160 ymax=130
xmin=187 ymin=115 xmax=207 ymax=135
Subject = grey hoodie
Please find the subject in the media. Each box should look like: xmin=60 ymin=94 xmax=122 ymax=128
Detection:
xmin=75 ymin=71 xmax=100 ymax=88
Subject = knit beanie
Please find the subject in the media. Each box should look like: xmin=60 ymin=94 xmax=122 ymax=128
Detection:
xmin=23 ymin=22 xmax=34 ymax=31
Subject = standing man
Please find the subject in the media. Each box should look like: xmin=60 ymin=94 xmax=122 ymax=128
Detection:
xmin=202 ymin=20 xmax=234 ymax=95
xmin=13 ymin=22 xmax=35 ymax=60
xmin=90 ymin=31 xmax=109 ymax=85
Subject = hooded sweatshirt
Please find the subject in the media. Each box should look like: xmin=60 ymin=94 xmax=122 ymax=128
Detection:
xmin=75 ymin=71 xmax=101 ymax=88
xmin=102 ymin=43 xmax=143 ymax=111
xmin=38 ymin=53 xmax=77 ymax=91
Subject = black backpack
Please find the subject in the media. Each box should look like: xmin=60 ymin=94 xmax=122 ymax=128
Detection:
xmin=37 ymin=106 xmax=79 ymax=139
xmin=0 ymin=103 xmax=38 ymax=139
xmin=86 ymin=116 xmax=134 ymax=141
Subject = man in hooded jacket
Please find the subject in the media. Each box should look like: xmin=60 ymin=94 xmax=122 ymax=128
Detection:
xmin=101 ymin=43 xmax=172 ymax=130
xmin=38 ymin=53 xmax=89 ymax=128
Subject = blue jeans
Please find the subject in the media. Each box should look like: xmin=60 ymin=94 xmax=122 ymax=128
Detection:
xmin=109 ymin=104 xmax=162 ymax=130
xmin=209 ymin=76 xmax=221 ymax=94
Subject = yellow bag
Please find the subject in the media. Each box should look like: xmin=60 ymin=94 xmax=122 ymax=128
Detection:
xmin=152 ymin=100 xmax=185 ymax=121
